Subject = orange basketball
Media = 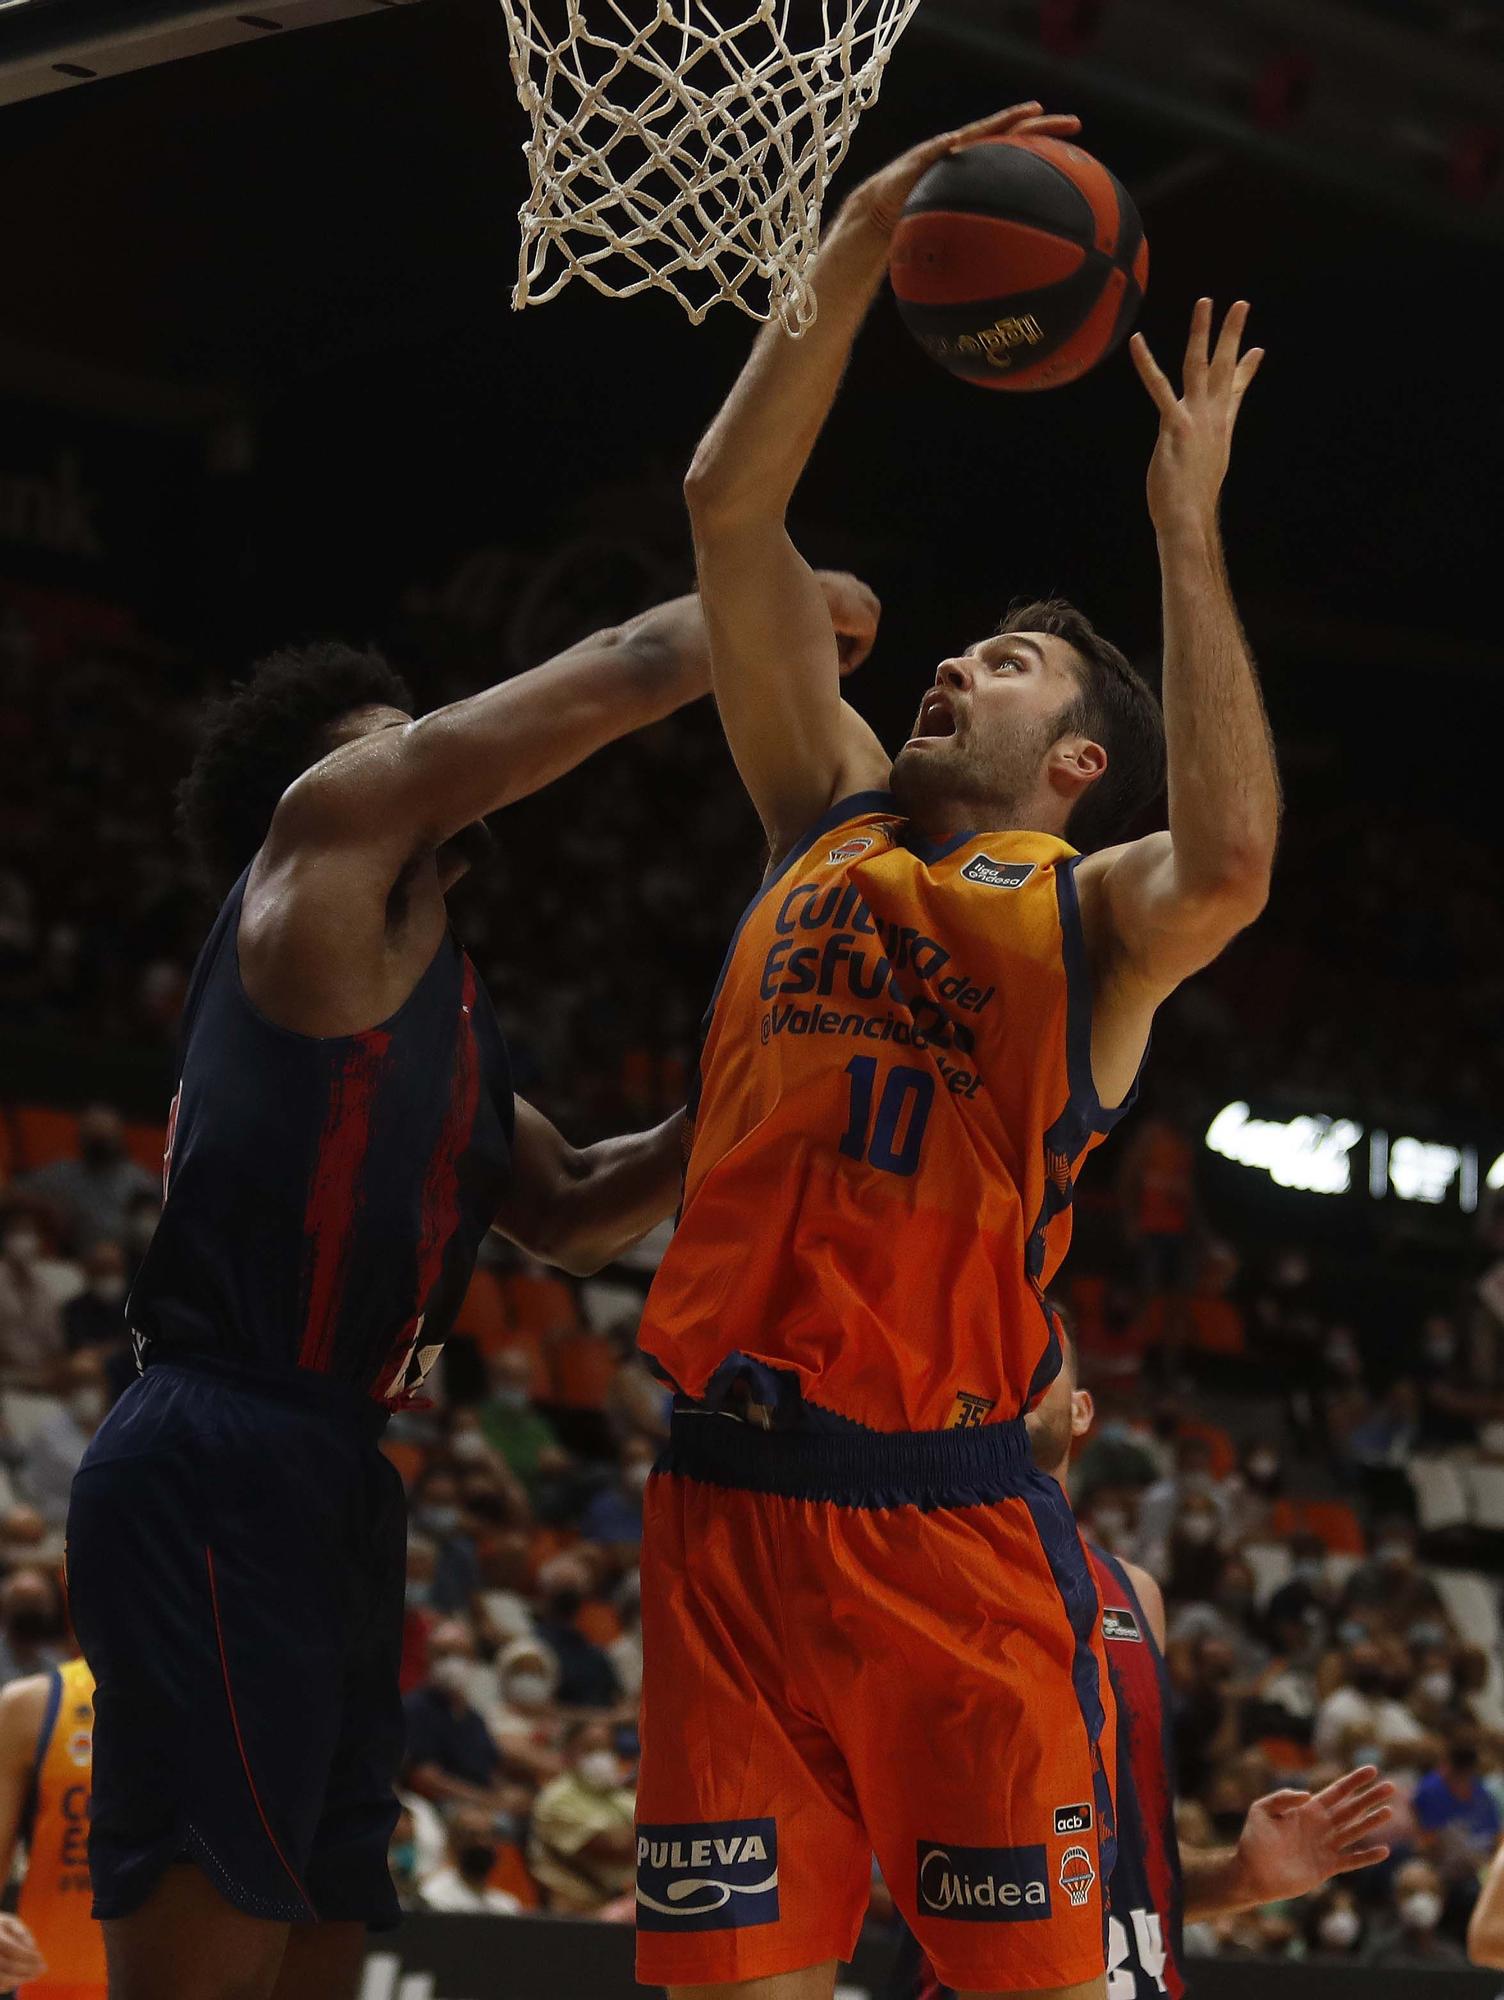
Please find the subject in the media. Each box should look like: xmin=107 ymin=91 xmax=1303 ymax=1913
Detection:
xmin=889 ymin=135 xmax=1148 ymax=391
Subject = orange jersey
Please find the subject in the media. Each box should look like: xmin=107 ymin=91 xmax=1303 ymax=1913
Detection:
xmin=16 ymin=1658 xmax=107 ymax=1997
xmin=641 ymin=792 xmax=1137 ymax=1431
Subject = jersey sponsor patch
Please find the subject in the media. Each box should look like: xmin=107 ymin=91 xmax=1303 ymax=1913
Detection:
xmin=1053 ymin=1802 xmax=1093 ymax=1836
xmin=1102 ymin=1603 xmax=1143 ymax=1644
xmin=635 ymin=1818 xmax=779 ymax=1931
xmin=945 ymin=1390 xmax=997 ymax=1429
xmin=1059 ymin=1845 xmax=1097 ymax=1908
xmin=960 ymin=855 xmax=1036 ymax=890
xmin=828 ymin=836 xmax=875 ymax=864
xmin=916 ymin=1842 xmax=1051 ymax=1922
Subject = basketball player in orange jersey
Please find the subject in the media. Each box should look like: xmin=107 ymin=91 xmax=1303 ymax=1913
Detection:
xmin=632 ymin=103 xmax=1280 ymax=2000
xmin=0 ymin=1657 xmax=106 ymax=2000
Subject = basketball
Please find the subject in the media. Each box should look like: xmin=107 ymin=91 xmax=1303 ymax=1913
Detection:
xmin=889 ymin=135 xmax=1148 ymax=391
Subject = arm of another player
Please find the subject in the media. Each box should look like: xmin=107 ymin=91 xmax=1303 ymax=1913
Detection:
xmin=491 ymin=1098 xmax=686 ymax=1278
xmin=1076 ymin=302 xmax=1280 ymax=1089
xmin=1468 ymin=1836 xmax=1504 ymax=1965
xmin=1180 ymin=1767 xmax=1395 ymax=1921
xmin=684 ymin=103 xmax=1081 ymax=857
xmin=0 ymin=1678 xmax=50 ymax=1988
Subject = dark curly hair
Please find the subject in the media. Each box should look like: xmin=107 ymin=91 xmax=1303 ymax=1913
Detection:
xmin=176 ymin=642 xmax=414 ymax=894
xmin=1000 ymin=597 xmax=1165 ymax=853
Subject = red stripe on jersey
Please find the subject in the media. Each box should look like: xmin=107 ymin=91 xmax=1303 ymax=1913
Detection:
xmin=296 ymin=1030 xmax=393 ymax=1373
xmin=372 ymin=963 xmax=481 ymax=1403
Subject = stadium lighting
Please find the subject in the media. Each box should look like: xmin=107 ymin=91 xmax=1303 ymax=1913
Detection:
xmin=1204 ymin=1101 xmax=1361 ymax=1196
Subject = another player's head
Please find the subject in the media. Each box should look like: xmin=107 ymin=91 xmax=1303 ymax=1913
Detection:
xmin=177 ymin=643 xmax=489 ymax=896
xmin=1025 ymin=1309 xmax=1093 ymax=1484
xmin=891 ymin=598 xmax=1165 ymax=852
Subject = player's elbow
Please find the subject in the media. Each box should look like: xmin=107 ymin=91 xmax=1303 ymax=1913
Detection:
xmin=1181 ymin=847 xmax=1274 ymax=935
xmin=683 ymin=453 xmax=771 ymax=533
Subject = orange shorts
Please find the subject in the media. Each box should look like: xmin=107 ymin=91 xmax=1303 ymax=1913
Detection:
xmin=636 ymin=1416 xmax=1116 ymax=1993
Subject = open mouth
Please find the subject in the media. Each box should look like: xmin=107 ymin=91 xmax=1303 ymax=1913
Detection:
xmin=911 ymin=689 xmax=958 ymax=742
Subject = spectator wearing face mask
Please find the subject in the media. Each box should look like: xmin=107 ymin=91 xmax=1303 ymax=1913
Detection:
xmin=1302 ymin=1884 xmax=1366 ymax=1960
xmin=1076 ymin=1487 xmax=1138 ymax=1558
xmin=0 ymin=1213 xmax=81 ymax=1387
xmin=19 ymin=1349 xmax=109 ymax=1524
xmin=16 ymin=1105 xmax=155 ymax=1255
xmin=0 ymin=1569 xmax=65 ymax=1688
xmin=528 ymin=1718 xmax=636 ymax=1914
xmin=1412 ymin=1729 xmax=1502 ymax=1873
xmin=59 ymin=1239 xmax=129 ymax=1356
xmin=418 ymin=1804 xmax=523 ymax=1915
xmin=388 ymin=1804 xmax=425 ymax=1911
xmin=410 ymin=1469 xmax=482 ymax=1615
xmin=402 ymin=1620 xmax=521 ymax=1813
xmin=1313 ymin=1641 xmax=1430 ymax=1764
xmin=1224 ymin=1440 xmax=1284 ymax=1545
xmin=1162 ymin=1498 xmax=1230 ymax=1603
xmin=1364 ymin=1857 xmax=1467 ymax=1967
xmin=479 ymin=1349 xmax=571 ymax=1492
xmin=1134 ymin=1435 xmax=1229 ymax=1577
xmin=532 ymin=1555 xmax=622 ymax=1710
xmin=486 ymin=1637 xmax=566 ymax=1783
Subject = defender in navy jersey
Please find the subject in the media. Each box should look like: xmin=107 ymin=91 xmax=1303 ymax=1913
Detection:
xmin=890 ymin=1324 xmax=1395 ymax=2000
xmin=64 ymin=577 xmax=879 ymax=2000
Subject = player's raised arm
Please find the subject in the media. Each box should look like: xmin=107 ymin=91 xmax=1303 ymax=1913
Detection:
xmin=1077 ymin=300 xmax=1280 ymax=1019
xmin=271 ymin=592 xmax=715 ymax=868
xmin=684 ymin=102 xmax=1082 ymax=858
xmin=492 ymin=1099 xmax=686 ymax=1278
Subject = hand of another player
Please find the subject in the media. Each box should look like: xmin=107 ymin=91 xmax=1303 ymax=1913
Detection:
xmin=815 ymin=570 xmax=881 ymax=677
xmin=1130 ymin=299 xmax=1265 ymax=540
xmin=845 ymin=103 xmax=1083 ymax=240
xmin=0 ymin=1913 xmax=47 ymax=1983
xmin=1233 ymin=1765 xmax=1395 ymax=1905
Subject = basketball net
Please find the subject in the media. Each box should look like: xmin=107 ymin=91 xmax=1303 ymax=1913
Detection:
xmin=496 ymin=0 xmax=922 ymax=333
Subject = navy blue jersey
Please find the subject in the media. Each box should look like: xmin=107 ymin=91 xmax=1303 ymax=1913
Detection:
xmin=129 ymin=870 xmax=514 ymax=1405
xmin=1090 ymin=1544 xmax=1186 ymax=2000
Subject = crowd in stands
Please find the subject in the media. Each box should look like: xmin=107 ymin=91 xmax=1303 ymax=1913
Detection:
xmin=4 ymin=583 xmax=1504 ymax=1969
xmin=5 ymin=1091 xmax=1504 ymax=1965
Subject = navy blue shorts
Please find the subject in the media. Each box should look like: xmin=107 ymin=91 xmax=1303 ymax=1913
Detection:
xmin=65 ymin=1354 xmax=405 ymax=1929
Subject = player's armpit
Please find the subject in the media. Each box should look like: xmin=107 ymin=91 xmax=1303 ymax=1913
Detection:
xmin=493 ymin=1098 xmax=686 ymax=1278
xmin=690 ymin=521 xmax=890 ymax=855
xmin=1078 ymin=830 xmax=1269 ymax=1001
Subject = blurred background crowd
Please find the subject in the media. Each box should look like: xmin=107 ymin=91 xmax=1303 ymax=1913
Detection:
xmin=3 ymin=581 xmax=1504 ymax=1971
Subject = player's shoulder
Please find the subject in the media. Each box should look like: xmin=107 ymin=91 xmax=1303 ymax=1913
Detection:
xmin=1116 ymin=1557 xmax=1167 ymax=1649
xmin=0 ymin=1670 xmax=55 ymax=1764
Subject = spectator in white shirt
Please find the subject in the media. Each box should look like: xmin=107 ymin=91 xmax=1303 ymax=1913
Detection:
xmin=0 ymin=1215 xmax=81 ymax=1386
xmin=1314 ymin=1640 xmax=1431 ymax=1765
xmin=20 ymin=1349 xmax=109 ymax=1525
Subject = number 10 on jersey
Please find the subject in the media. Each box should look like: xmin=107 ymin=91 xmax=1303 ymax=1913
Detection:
xmin=839 ymin=1057 xmax=935 ymax=1178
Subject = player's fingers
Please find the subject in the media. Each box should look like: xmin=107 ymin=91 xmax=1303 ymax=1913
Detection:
xmin=1332 ymin=1802 xmax=1397 ymax=1844
xmin=1331 ymin=1843 xmax=1392 ymax=1875
xmin=1013 ymin=115 xmax=1083 ymax=137
xmin=1128 ymin=332 xmax=1179 ymax=417
xmin=1209 ymin=299 xmax=1250 ymax=388
xmin=1183 ymin=296 xmax=1213 ymax=394
xmin=1314 ymin=1767 xmax=1384 ymax=1808
xmin=1232 ymin=347 xmax=1266 ymax=399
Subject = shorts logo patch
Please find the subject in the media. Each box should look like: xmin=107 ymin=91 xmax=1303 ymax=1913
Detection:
xmin=829 ymin=836 xmax=874 ymax=864
xmin=1059 ymin=1845 xmax=1096 ymax=1908
xmin=1053 ymin=1803 xmax=1093 ymax=1836
xmin=960 ymin=855 xmax=1036 ymax=890
xmin=945 ymin=1390 xmax=996 ymax=1430
xmin=1102 ymin=1605 xmax=1143 ymax=1644
xmin=636 ymin=1819 xmax=779 ymax=1931
xmin=916 ymin=1842 xmax=1051 ymax=1922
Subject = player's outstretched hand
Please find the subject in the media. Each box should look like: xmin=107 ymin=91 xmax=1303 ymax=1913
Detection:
xmin=0 ymin=1912 xmax=47 ymax=1984
xmin=815 ymin=570 xmax=881 ymax=677
xmin=1130 ymin=299 xmax=1264 ymax=540
xmin=846 ymin=103 xmax=1082 ymax=239
xmin=1234 ymin=1765 xmax=1396 ymax=1905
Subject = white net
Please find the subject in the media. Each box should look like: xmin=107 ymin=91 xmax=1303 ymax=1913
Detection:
xmin=498 ymin=0 xmax=923 ymax=332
